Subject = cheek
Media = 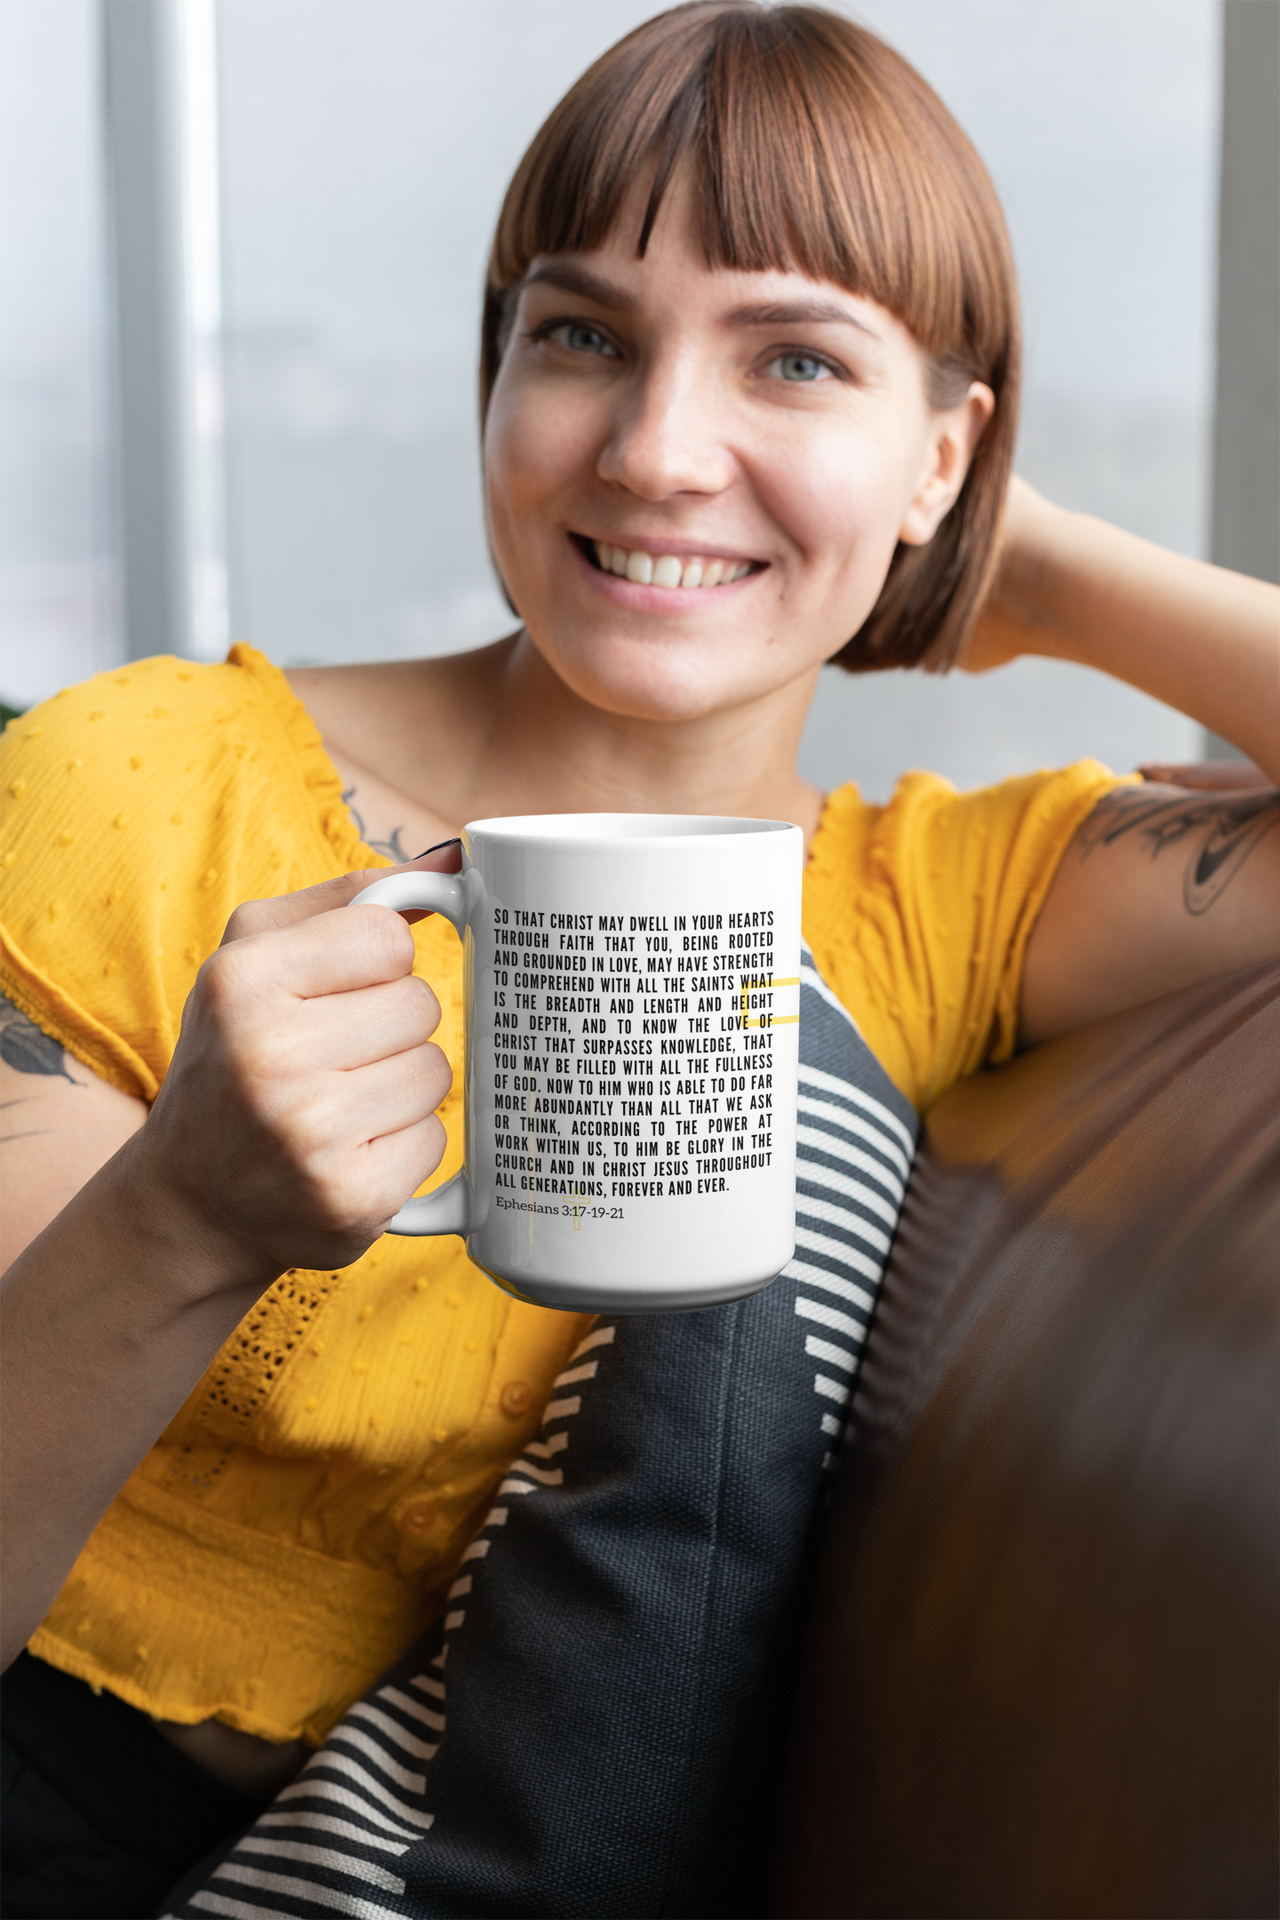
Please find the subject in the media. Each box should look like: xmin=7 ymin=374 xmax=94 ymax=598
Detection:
xmin=484 ymin=374 xmax=597 ymax=555
xmin=483 ymin=391 xmax=540 ymax=568
xmin=757 ymin=426 xmax=912 ymax=602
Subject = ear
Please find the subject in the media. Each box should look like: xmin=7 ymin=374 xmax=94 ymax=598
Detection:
xmin=899 ymin=383 xmax=996 ymax=546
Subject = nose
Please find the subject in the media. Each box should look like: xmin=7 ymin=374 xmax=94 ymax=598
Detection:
xmin=596 ymin=353 xmax=736 ymax=502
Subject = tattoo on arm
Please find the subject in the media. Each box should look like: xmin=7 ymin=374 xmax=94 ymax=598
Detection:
xmin=1 ymin=995 xmax=82 ymax=1143
xmin=342 ymin=787 xmax=412 ymax=864
xmin=0 ymin=996 xmax=83 ymax=1084
xmin=1077 ymin=785 xmax=1280 ymax=915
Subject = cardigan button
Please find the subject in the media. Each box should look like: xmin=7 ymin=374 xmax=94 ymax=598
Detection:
xmin=499 ymin=1379 xmax=534 ymax=1417
xmin=399 ymin=1499 xmax=435 ymax=1534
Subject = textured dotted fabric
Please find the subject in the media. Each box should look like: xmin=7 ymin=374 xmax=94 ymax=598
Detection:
xmin=803 ymin=760 xmax=1135 ymax=1111
xmin=0 ymin=648 xmax=592 ymax=1744
xmin=0 ymin=646 xmax=1122 ymax=1746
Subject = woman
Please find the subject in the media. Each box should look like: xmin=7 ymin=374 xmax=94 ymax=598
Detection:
xmin=2 ymin=5 xmax=1277 ymax=1913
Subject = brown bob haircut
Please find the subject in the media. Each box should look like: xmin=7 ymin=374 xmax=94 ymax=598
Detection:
xmin=480 ymin=1 xmax=1020 ymax=673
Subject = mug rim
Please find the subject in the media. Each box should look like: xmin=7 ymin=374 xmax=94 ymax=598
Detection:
xmin=464 ymin=812 xmax=800 ymax=845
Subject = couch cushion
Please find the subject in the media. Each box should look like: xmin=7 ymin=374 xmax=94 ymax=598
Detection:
xmin=772 ymin=959 xmax=1279 ymax=1919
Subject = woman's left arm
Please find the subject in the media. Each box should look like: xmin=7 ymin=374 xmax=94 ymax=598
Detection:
xmin=963 ymin=479 xmax=1280 ymax=1045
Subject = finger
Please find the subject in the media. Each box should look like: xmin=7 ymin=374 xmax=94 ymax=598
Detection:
xmin=208 ymin=883 xmax=444 ymax=1007
xmin=1136 ymin=760 xmax=1270 ymax=792
xmin=278 ymin=978 xmax=446 ymax=1076
xmin=221 ymin=869 xmax=395 ymax=946
xmin=287 ymin=1113 xmax=450 ymax=1245
xmin=351 ymin=1045 xmax=455 ymax=1142
xmin=220 ymin=841 xmax=462 ymax=947
xmin=360 ymin=1114 xmax=450 ymax=1229
xmin=307 ymin=1046 xmax=455 ymax=1160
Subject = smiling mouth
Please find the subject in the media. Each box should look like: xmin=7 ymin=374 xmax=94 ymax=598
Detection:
xmin=573 ymin=534 xmax=759 ymax=589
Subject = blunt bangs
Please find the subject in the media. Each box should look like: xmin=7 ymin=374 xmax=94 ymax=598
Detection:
xmin=481 ymin=2 xmax=1021 ymax=673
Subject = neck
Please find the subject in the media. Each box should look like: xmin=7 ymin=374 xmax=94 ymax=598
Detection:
xmin=437 ymin=633 xmax=826 ymax=838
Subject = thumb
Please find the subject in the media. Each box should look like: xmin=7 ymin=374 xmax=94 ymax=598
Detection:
xmin=219 ymin=838 xmax=462 ymax=946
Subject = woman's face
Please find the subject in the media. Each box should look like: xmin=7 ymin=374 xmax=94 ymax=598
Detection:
xmin=484 ymin=171 xmax=991 ymax=724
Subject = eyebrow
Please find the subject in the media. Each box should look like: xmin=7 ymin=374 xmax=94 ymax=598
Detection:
xmin=725 ymin=299 xmax=879 ymax=339
xmin=519 ymin=264 xmax=880 ymax=340
xmin=520 ymin=262 xmax=635 ymax=308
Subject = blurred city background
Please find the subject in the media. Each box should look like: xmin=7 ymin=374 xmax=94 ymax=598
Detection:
xmin=2 ymin=0 xmax=1276 ymax=797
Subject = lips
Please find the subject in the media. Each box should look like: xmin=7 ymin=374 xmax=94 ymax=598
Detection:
xmin=583 ymin=537 xmax=756 ymax=589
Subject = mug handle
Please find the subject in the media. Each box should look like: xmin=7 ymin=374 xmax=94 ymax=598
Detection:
xmin=348 ymin=870 xmax=478 ymax=1238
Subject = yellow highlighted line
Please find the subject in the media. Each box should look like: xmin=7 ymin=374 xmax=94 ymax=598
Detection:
xmin=739 ymin=974 xmax=801 ymax=1028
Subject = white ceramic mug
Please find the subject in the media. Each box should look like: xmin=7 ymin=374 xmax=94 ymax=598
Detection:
xmin=349 ymin=814 xmax=802 ymax=1312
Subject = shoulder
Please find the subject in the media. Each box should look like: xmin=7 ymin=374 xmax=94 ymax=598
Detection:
xmin=2 ymin=646 xmax=326 ymax=838
xmin=0 ymin=647 xmax=369 ymax=1099
xmin=850 ymin=760 xmax=1128 ymax=904
xmin=803 ymin=763 xmax=1130 ymax=1110
xmin=1 ymin=645 xmax=365 ymax=888
xmin=878 ymin=758 xmax=1124 ymax=837
xmin=828 ymin=757 xmax=1130 ymax=962
xmin=4 ymin=644 xmax=289 ymax=761
xmin=806 ymin=762 xmax=1123 ymax=906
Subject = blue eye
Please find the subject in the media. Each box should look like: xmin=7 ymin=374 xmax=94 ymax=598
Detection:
xmin=550 ymin=323 xmax=617 ymax=357
xmin=766 ymin=352 xmax=834 ymax=383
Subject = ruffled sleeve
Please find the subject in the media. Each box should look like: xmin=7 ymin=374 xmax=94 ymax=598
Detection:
xmin=804 ymin=761 xmax=1135 ymax=1111
xmin=0 ymin=645 xmax=375 ymax=1100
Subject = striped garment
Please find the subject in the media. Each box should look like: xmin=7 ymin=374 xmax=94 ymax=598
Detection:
xmin=166 ymin=943 xmax=918 ymax=1920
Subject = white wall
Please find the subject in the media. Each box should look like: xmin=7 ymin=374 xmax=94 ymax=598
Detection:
xmin=0 ymin=0 xmax=118 ymax=710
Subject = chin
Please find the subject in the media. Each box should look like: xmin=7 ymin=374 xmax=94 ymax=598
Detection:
xmin=539 ymin=626 xmax=779 ymax=724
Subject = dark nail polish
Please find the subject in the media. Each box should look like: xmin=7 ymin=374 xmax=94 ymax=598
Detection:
xmin=413 ymin=837 xmax=462 ymax=858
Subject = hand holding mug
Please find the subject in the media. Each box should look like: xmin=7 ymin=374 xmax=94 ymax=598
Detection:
xmin=138 ymin=852 xmax=456 ymax=1291
xmin=351 ymin=814 xmax=803 ymax=1313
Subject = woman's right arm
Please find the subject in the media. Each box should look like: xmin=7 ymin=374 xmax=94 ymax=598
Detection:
xmin=0 ymin=859 xmax=454 ymax=1670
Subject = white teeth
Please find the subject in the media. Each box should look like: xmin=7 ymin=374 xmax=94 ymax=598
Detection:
xmin=590 ymin=542 xmax=753 ymax=587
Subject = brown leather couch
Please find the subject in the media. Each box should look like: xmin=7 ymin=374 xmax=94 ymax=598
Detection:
xmin=772 ymin=958 xmax=1279 ymax=1920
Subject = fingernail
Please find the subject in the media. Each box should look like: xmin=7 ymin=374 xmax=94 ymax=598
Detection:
xmin=413 ymin=837 xmax=462 ymax=858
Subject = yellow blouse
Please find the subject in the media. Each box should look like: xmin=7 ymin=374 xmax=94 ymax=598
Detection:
xmin=0 ymin=646 xmax=1123 ymax=1744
